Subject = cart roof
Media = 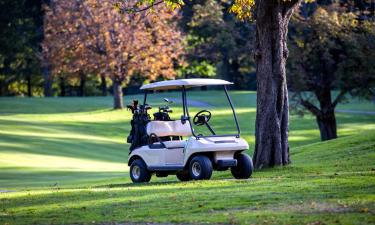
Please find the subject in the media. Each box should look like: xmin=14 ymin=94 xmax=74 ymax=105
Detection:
xmin=140 ymin=78 xmax=233 ymax=91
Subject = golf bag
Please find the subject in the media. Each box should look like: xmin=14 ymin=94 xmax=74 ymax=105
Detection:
xmin=127 ymin=100 xmax=151 ymax=151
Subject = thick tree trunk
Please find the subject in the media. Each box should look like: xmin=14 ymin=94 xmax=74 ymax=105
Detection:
xmin=112 ymin=77 xmax=124 ymax=109
xmin=316 ymin=112 xmax=337 ymax=141
xmin=78 ymin=72 xmax=86 ymax=97
xmin=42 ymin=65 xmax=52 ymax=97
xmin=100 ymin=75 xmax=107 ymax=96
xmin=26 ymin=75 xmax=32 ymax=97
xmin=315 ymin=89 xmax=337 ymax=140
xmin=253 ymin=0 xmax=300 ymax=169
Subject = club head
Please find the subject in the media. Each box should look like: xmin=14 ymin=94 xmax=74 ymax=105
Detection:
xmin=164 ymin=98 xmax=173 ymax=104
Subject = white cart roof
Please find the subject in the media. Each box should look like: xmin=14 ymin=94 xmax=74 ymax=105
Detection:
xmin=140 ymin=78 xmax=233 ymax=91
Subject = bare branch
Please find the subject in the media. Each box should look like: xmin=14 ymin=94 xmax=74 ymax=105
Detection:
xmin=332 ymin=90 xmax=348 ymax=108
xmin=300 ymin=97 xmax=322 ymax=117
xmin=120 ymin=0 xmax=163 ymax=13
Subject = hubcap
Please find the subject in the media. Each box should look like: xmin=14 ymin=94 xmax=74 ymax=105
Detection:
xmin=132 ymin=165 xmax=141 ymax=179
xmin=191 ymin=162 xmax=202 ymax=177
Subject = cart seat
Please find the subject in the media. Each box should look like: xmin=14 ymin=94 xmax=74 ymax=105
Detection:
xmin=163 ymin=140 xmax=186 ymax=149
xmin=146 ymin=120 xmax=192 ymax=137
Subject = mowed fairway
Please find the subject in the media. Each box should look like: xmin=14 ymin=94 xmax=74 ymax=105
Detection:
xmin=0 ymin=91 xmax=374 ymax=224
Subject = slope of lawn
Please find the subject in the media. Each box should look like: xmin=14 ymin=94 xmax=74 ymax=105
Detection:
xmin=0 ymin=91 xmax=374 ymax=224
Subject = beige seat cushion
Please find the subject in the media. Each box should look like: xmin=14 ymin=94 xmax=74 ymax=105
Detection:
xmin=162 ymin=140 xmax=187 ymax=149
xmin=146 ymin=120 xmax=192 ymax=137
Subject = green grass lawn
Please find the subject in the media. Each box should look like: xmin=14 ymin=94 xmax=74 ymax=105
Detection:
xmin=0 ymin=91 xmax=374 ymax=224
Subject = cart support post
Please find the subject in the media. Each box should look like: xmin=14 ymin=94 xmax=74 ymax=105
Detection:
xmin=224 ymin=85 xmax=241 ymax=137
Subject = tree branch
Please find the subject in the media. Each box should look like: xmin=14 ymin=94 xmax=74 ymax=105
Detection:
xmin=332 ymin=90 xmax=348 ymax=108
xmin=120 ymin=1 xmax=164 ymax=13
xmin=300 ymin=98 xmax=322 ymax=117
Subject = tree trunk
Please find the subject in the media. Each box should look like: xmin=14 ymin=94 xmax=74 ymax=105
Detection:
xmin=59 ymin=76 xmax=66 ymax=97
xmin=112 ymin=77 xmax=124 ymax=109
xmin=42 ymin=65 xmax=52 ymax=97
xmin=0 ymin=80 xmax=3 ymax=96
xmin=300 ymin=93 xmax=339 ymax=141
xmin=26 ymin=74 xmax=32 ymax=97
xmin=252 ymin=0 xmax=300 ymax=169
xmin=315 ymin=89 xmax=337 ymax=140
xmin=78 ymin=74 xmax=86 ymax=97
xmin=316 ymin=112 xmax=337 ymax=141
xmin=78 ymin=72 xmax=86 ymax=97
xmin=221 ymin=53 xmax=232 ymax=82
xmin=100 ymin=74 xmax=107 ymax=96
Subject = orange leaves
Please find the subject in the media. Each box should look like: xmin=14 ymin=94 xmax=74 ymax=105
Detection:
xmin=43 ymin=0 xmax=184 ymax=83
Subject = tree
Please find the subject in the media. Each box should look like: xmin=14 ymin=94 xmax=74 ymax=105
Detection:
xmin=230 ymin=0 xmax=301 ymax=168
xmin=121 ymin=0 xmax=300 ymax=168
xmin=288 ymin=6 xmax=375 ymax=141
xmin=0 ymin=0 xmax=44 ymax=97
xmin=184 ymin=0 xmax=255 ymax=88
xmin=43 ymin=0 xmax=184 ymax=108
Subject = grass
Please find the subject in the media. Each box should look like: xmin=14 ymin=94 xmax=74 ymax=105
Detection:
xmin=0 ymin=90 xmax=374 ymax=224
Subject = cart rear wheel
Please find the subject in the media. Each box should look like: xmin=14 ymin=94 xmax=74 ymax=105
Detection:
xmin=176 ymin=170 xmax=191 ymax=181
xmin=231 ymin=153 xmax=253 ymax=179
xmin=189 ymin=155 xmax=212 ymax=180
xmin=130 ymin=159 xmax=151 ymax=183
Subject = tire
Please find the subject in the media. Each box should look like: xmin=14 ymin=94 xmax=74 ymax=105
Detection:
xmin=189 ymin=155 xmax=213 ymax=180
xmin=231 ymin=153 xmax=253 ymax=179
xmin=176 ymin=170 xmax=191 ymax=181
xmin=130 ymin=159 xmax=151 ymax=183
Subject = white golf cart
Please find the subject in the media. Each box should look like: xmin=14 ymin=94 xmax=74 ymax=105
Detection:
xmin=126 ymin=78 xmax=253 ymax=183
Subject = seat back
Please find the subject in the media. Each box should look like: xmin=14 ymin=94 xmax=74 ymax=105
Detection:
xmin=146 ymin=120 xmax=192 ymax=137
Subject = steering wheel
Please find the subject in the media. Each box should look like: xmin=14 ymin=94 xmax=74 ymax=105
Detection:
xmin=193 ymin=110 xmax=212 ymax=126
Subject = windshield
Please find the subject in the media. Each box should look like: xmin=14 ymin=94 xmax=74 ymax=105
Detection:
xmin=186 ymin=87 xmax=239 ymax=137
xmin=144 ymin=91 xmax=183 ymax=121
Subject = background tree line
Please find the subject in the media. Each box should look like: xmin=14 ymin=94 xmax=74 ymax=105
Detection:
xmin=0 ymin=0 xmax=374 ymax=142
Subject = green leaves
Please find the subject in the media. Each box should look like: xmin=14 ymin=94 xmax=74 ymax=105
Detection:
xmin=178 ymin=60 xmax=216 ymax=78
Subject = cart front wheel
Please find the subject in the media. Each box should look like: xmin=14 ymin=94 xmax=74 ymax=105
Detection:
xmin=231 ymin=153 xmax=253 ymax=179
xmin=130 ymin=159 xmax=151 ymax=183
xmin=189 ymin=155 xmax=213 ymax=180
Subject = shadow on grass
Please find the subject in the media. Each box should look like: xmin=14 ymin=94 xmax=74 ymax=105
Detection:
xmin=94 ymin=180 xmax=181 ymax=189
xmin=2 ymin=171 xmax=373 ymax=225
xmin=0 ymin=169 xmax=127 ymax=190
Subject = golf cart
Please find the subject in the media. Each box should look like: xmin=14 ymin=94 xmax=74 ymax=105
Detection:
xmin=126 ymin=78 xmax=253 ymax=183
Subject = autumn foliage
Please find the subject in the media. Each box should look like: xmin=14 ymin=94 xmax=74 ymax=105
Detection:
xmin=43 ymin=0 xmax=184 ymax=108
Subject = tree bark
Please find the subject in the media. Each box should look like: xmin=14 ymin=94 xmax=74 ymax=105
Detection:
xmin=300 ymin=89 xmax=339 ymax=141
xmin=78 ymin=72 xmax=86 ymax=97
xmin=316 ymin=112 xmax=337 ymax=141
xmin=100 ymin=74 xmax=107 ymax=96
xmin=112 ymin=77 xmax=124 ymax=109
xmin=26 ymin=74 xmax=32 ymax=97
xmin=0 ymin=80 xmax=3 ymax=96
xmin=253 ymin=0 xmax=300 ymax=169
xmin=59 ymin=76 xmax=66 ymax=97
xmin=42 ymin=65 xmax=53 ymax=97
xmin=315 ymin=88 xmax=337 ymax=140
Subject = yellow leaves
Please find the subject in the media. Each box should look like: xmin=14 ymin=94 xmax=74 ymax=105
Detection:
xmin=296 ymin=39 xmax=305 ymax=48
xmin=164 ymin=0 xmax=184 ymax=10
xmin=229 ymin=0 xmax=255 ymax=20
